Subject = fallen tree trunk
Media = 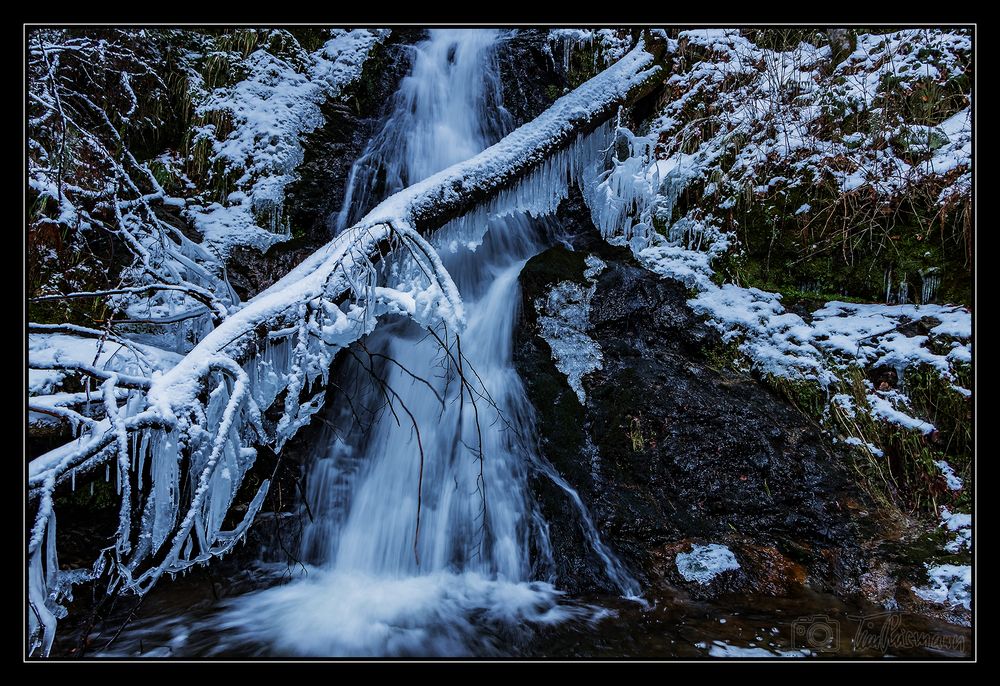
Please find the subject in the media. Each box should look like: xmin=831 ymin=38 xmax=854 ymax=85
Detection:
xmin=30 ymin=34 xmax=665 ymax=489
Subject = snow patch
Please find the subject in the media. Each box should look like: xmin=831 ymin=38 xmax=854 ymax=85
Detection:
xmin=914 ymin=564 xmax=971 ymax=610
xmin=940 ymin=506 xmax=971 ymax=553
xmin=935 ymin=460 xmax=963 ymax=491
xmin=675 ymin=543 xmax=741 ymax=585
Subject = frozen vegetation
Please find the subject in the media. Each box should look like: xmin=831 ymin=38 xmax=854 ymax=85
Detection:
xmin=26 ymin=27 xmax=972 ymax=656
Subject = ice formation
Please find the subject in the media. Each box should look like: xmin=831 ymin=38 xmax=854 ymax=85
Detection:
xmin=27 ymin=36 xmax=659 ymax=655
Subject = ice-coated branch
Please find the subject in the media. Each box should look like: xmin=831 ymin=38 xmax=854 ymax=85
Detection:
xmin=26 ymin=35 xmax=666 ymax=656
xmin=28 ymin=29 xmax=236 ymax=334
xmin=30 ymin=285 xmax=228 ymax=324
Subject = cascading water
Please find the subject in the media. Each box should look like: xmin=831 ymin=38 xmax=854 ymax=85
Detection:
xmin=96 ymin=29 xmax=637 ymax=658
xmin=213 ymin=29 xmax=635 ymax=657
xmin=331 ymin=29 xmax=510 ymax=235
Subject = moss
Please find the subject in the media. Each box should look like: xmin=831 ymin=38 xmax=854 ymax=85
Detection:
xmin=519 ymin=244 xmax=589 ymax=293
xmin=708 ymin=180 xmax=971 ymax=307
xmin=767 ymin=375 xmax=829 ymax=422
xmin=697 ymin=328 xmax=968 ymax=516
xmin=701 ymin=338 xmax=743 ymax=373
xmin=882 ymin=525 xmax=969 ymax=580
xmin=902 ymin=362 xmax=972 ymax=467
xmin=591 ymin=367 xmax=649 ymax=471
xmin=565 ymin=40 xmax=602 ymax=89
xmin=54 ymin=475 xmax=119 ymax=512
xmin=627 ymin=415 xmax=645 ymax=453
xmin=286 ymin=28 xmax=329 ymax=55
xmin=339 ymin=38 xmax=392 ymax=116
xmin=661 ymin=29 xmax=971 ymax=309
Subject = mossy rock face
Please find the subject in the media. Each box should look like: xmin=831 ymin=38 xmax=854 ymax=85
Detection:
xmin=515 ymin=189 xmax=872 ymax=599
xmin=282 ymin=33 xmax=422 ymax=250
xmin=706 ymin=183 xmax=971 ymax=308
xmin=495 ymin=30 xmax=565 ymax=125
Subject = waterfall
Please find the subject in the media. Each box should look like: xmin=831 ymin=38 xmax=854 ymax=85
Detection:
xmin=98 ymin=29 xmax=637 ymax=658
xmin=331 ymin=29 xmax=511 ymax=235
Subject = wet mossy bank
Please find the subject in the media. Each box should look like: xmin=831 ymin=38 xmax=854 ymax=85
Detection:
xmin=514 ymin=191 xmax=967 ymax=624
xmin=226 ymin=30 xmax=426 ymax=300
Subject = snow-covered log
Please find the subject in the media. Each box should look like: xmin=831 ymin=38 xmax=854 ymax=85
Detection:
xmin=26 ymin=34 xmax=664 ymax=656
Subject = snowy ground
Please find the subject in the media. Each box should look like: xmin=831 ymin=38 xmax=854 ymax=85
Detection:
xmin=180 ymin=30 xmax=389 ymax=257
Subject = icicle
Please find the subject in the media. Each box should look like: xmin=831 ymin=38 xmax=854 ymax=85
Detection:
xmin=137 ymin=430 xmax=150 ymax=492
xmin=150 ymin=429 xmax=181 ymax=554
xmin=428 ymin=120 xmax=615 ymax=260
xmin=921 ymin=269 xmax=941 ymax=305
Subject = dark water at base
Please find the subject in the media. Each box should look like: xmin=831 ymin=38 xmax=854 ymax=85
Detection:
xmin=63 ymin=562 xmax=969 ymax=659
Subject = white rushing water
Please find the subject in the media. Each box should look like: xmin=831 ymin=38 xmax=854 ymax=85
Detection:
xmin=223 ymin=30 xmax=565 ymax=656
xmin=101 ymin=29 xmax=637 ymax=658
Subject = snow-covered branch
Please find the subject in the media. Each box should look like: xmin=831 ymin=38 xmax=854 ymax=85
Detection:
xmin=26 ymin=35 xmax=664 ymax=656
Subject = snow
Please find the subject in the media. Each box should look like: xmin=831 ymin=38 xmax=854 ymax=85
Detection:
xmin=867 ymin=393 xmax=935 ymax=435
xmin=690 ymin=285 xmax=825 ymax=380
xmin=185 ymin=30 xmax=389 ymax=257
xmin=653 ymin=28 xmax=971 ymax=216
xmin=842 ymin=436 xmax=884 ymax=457
xmin=28 ymin=333 xmax=182 ymax=395
xmin=939 ymin=506 xmax=971 ymax=553
xmin=706 ymin=640 xmax=809 ymax=658
xmin=687 ymin=284 xmax=971 ymax=392
xmin=687 ymin=286 xmax=971 ymax=435
xmin=914 ymin=564 xmax=971 ymax=610
xmin=675 ymin=543 xmax=741 ymax=585
xmin=935 ymin=460 xmax=963 ymax=491
xmin=536 ymin=276 xmax=603 ymax=405
xmin=28 ymin=31 xmax=242 ymax=339
xmin=686 ymin=285 xmax=971 ymax=439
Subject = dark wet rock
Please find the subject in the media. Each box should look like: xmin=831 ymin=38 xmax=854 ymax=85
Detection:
xmin=496 ymin=29 xmax=563 ymax=125
xmin=516 ymin=190 xmax=869 ymax=600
